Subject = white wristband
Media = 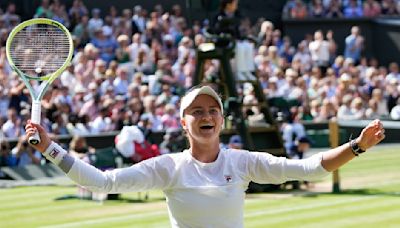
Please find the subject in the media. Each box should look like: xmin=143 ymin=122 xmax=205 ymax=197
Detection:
xmin=43 ymin=141 xmax=67 ymax=165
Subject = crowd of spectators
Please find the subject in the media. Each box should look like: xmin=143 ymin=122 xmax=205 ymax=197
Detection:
xmin=1 ymin=0 xmax=400 ymax=168
xmin=283 ymin=0 xmax=400 ymax=19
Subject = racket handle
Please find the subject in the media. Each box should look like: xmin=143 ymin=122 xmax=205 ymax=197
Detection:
xmin=29 ymin=100 xmax=42 ymax=145
xmin=29 ymin=131 xmax=41 ymax=145
xmin=31 ymin=100 xmax=41 ymax=124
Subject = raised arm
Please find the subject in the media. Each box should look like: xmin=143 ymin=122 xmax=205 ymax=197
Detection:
xmin=321 ymin=119 xmax=385 ymax=172
xmin=25 ymin=121 xmax=171 ymax=193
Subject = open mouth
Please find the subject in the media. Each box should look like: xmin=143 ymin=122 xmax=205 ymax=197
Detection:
xmin=200 ymin=125 xmax=214 ymax=130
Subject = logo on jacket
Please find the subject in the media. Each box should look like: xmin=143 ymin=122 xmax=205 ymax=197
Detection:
xmin=224 ymin=175 xmax=232 ymax=183
xmin=49 ymin=149 xmax=60 ymax=159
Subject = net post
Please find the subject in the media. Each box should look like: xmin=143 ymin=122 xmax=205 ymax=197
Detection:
xmin=329 ymin=119 xmax=340 ymax=193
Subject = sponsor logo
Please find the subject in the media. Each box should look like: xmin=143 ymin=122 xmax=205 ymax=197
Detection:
xmin=49 ymin=149 xmax=59 ymax=159
xmin=224 ymin=175 xmax=232 ymax=183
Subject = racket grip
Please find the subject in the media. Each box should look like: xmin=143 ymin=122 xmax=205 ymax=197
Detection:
xmin=31 ymin=100 xmax=41 ymax=124
xmin=29 ymin=131 xmax=41 ymax=145
xmin=29 ymin=100 xmax=41 ymax=145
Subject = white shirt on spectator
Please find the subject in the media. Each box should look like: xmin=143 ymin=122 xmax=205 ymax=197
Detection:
xmin=60 ymin=70 xmax=77 ymax=93
xmin=88 ymin=18 xmax=103 ymax=36
xmin=2 ymin=120 xmax=21 ymax=138
xmin=67 ymin=122 xmax=92 ymax=136
xmin=90 ymin=116 xmax=111 ymax=134
xmin=281 ymin=122 xmax=306 ymax=152
xmin=337 ymin=105 xmax=356 ymax=120
xmin=309 ymin=40 xmax=330 ymax=65
xmin=142 ymin=113 xmax=164 ymax=132
xmin=0 ymin=96 xmax=9 ymax=119
xmin=390 ymin=105 xmax=400 ymax=120
xmin=113 ymin=77 xmax=129 ymax=95
xmin=129 ymin=43 xmax=150 ymax=62
xmin=376 ymin=100 xmax=389 ymax=117
xmin=132 ymin=15 xmax=146 ymax=32
xmin=293 ymin=51 xmax=312 ymax=71
xmin=11 ymin=147 xmax=42 ymax=167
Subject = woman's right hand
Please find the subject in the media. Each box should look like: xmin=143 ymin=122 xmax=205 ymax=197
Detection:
xmin=25 ymin=120 xmax=51 ymax=153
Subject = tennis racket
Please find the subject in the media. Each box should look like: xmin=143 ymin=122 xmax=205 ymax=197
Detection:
xmin=6 ymin=18 xmax=73 ymax=145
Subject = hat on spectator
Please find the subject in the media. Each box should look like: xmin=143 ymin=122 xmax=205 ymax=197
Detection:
xmin=229 ymin=135 xmax=243 ymax=146
xmin=134 ymin=5 xmax=142 ymax=13
xmin=298 ymin=136 xmax=312 ymax=144
xmin=74 ymin=85 xmax=87 ymax=94
xmin=389 ymin=78 xmax=398 ymax=85
xmin=92 ymin=8 xmax=101 ymax=15
xmin=117 ymin=34 xmax=129 ymax=43
xmin=180 ymin=85 xmax=223 ymax=119
xmin=268 ymin=76 xmax=278 ymax=84
xmin=20 ymin=109 xmax=30 ymax=117
xmin=102 ymin=26 xmax=112 ymax=36
xmin=163 ymin=34 xmax=173 ymax=42
xmin=140 ymin=113 xmax=152 ymax=122
xmin=340 ymin=73 xmax=351 ymax=82
xmin=88 ymin=82 xmax=98 ymax=90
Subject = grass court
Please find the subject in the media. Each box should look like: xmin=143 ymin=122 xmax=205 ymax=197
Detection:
xmin=1 ymin=144 xmax=400 ymax=228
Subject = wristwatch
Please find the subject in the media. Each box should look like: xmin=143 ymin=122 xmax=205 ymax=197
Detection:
xmin=350 ymin=139 xmax=365 ymax=156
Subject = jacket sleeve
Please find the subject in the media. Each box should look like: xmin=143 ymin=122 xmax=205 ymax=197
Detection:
xmin=246 ymin=152 xmax=330 ymax=184
xmin=43 ymin=142 xmax=174 ymax=193
xmin=66 ymin=156 xmax=174 ymax=193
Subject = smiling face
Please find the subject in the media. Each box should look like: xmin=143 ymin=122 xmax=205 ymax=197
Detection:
xmin=180 ymin=94 xmax=224 ymax=145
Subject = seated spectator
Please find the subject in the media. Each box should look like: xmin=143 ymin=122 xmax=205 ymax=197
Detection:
xmin=115 ymin=34 xmax=131 ymax=65
xmin=366 ymin=99 xmax=381 ymax=119
xmin=363 ymin=0 xmax=381 ymax=17
xmin=161 ymin=103 xmax=180 ymax=131
xmin=290 ymin=0 xmax=309 ymax=19
xmin=371 ymin=88 xmax=389 ymax=118
xmin=90 ymin=106 xmax=113 ymax=134
xmin=343 ymin=0 xmax=364 ymax=18
xmin=287 ymin=136 xmax=312 ymax=159
xmin=325 ymin=0 xmax=344 ymax=18
xmin=310 ymin=0 xmax=325 ymax=18
xmin=228 ymin=135 xmax=243 ymax=149
xmin=0 ymin=140 xmax=17 ymax=175
xmin=337 ymin=94 xmax=356 ymax=120
xmin=159 ymin=129 xmax=186 ymax=154
xmin=390 ymin=97 xmax=400 ymax=120
xmin=133 ymin=48 xmax=154 ymax=75
xmin=2 ymin=107 xmax=23 ymax=138
xmin=351 ymin=97 xmax=366 ymax=120
xmin=11 ymin=137 xmax=42 ymax=167
xmin=66 ymin=114 xmax=92 ymax=135
xmin=381 ymin=0 xmax=400 ymax=15
xmin=281 ymin=113 xmax=306 ymax=153
xmin=314 ymin=98 xmax=337 ymax=122
xmin=69 ymin=135 xmax=94 ymax=161
xmin=35 ymin=0 xmax=53 ymax=18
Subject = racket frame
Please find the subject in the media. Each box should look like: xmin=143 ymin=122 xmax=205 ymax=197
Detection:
xmin=6 ymin=18 xmax=73 ymax=144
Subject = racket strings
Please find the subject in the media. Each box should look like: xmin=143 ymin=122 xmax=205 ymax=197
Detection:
xmin=9 ymin=25 xmax=70 ymax=77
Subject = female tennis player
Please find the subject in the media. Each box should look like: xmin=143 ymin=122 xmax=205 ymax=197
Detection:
xmin=25 ymin=85 xmax=385 ymax=228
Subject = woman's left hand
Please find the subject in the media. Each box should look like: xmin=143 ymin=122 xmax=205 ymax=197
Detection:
xmin=356 ymin=119 xmax=385 ymax=151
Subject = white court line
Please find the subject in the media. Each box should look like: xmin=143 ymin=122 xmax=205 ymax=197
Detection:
xmin=244 ymin=196 xmax=378 ymax=218
xmin=41 ymin=196 xmax=379 ymax=227
xmin=40 ymin=211 xmax=167 ymax=228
